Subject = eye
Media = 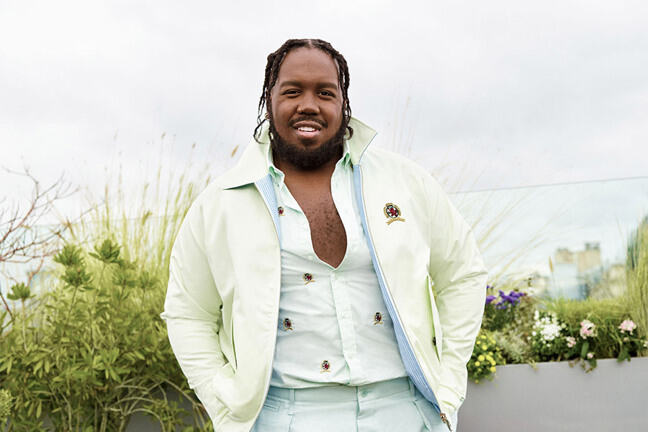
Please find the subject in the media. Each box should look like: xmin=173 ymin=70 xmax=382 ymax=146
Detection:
xmin=283 ymin=89 xmax=300 ymax=96
xmin=320 ymin=90 xmax=336 ymax=97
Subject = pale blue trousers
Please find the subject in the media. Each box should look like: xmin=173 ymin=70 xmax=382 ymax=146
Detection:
xmin=251 ymin=377 xmax=458 ymax=431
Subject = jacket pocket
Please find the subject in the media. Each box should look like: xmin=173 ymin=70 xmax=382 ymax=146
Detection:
xmin=427 ymin=276 xmax=443 ymax=362
xmin=230 ymin=312 xmax=238 ymax=369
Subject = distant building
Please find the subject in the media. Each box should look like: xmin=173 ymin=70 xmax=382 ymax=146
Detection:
xmin=589 ymin=263 xmax=627 ymax=299
xmin=549 ymin=243 xmax=602 ymax=299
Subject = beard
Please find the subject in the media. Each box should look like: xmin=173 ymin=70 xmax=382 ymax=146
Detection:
xmin=269 ymin=119 xmax=347 ymax=170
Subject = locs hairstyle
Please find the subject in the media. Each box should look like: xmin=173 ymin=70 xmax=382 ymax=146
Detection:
xmin=253 ymin=38 xmax=353 ymax=143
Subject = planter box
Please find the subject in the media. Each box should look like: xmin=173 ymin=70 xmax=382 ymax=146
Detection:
xmin=459 ymin=357 xmax=648 ymax=431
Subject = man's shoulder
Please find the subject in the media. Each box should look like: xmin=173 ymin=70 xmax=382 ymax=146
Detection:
xmin=362 ymin=146 xmax=432 ymax=180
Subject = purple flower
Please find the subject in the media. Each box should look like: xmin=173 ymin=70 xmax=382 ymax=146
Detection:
xmin=495 ymin=301 xmax=508 ymax=310
xmin=486 ymin=295 xmax=497 ymax=305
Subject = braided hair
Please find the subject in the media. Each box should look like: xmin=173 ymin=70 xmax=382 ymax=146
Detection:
xmin=253 ymin=38 xmax=353 ymax=143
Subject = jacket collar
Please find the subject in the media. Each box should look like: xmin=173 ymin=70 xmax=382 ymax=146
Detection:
xmin=219 ymin=117 xmax=377 ymax=190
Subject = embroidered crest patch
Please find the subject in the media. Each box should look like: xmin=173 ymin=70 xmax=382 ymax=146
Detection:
xmin=303 ymin=273 xmax=314 ymax=284
xmin=278 ymin=206 xmax=285 ymax=216
xmin=384 ymin=203 xmax=405 ymax=225
xmin=282 ymin=318 xmax=293 ymax=331
xmin=320 ymin=360 xmax=331 ymax=373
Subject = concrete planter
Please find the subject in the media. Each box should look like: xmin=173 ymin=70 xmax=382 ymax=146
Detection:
xmin=459 ymin=357 xmax=648 ymax=431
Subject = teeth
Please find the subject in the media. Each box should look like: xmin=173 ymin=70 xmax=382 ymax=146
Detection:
xmin=297 ymin=126 xmax=316 ymax=132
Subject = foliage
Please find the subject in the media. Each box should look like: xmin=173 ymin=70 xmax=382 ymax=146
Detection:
xmin=0 ymin=155 xmax=214 ymax=430
xmin=482 ymin=285 xmax=529 ymax=332
xmin=471 ymin=285 xmax=647 ymax=383
xmin=467 ymin=331 xmax=505 ymax=383
xmin=474 ymin=283 xmax=536 ymax=378
xmin=491 ymin=330 xmax=533 ymax=365
xmin=626 ymin=216 xmax=648 ymax=354
xmin=0 ymin=389 xmax=11 ymax=427
xmin=543 ymin=297 xmax=646 ymax=372
xmin=0 ymin=240 xmax=213 ymax=431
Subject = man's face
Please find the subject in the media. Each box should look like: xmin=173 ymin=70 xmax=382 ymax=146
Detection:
xmin=269 ymin=47 xmax=344 ymax=170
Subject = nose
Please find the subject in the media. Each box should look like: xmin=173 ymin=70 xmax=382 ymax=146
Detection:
xmin=297 ymin=91 xmax=319 ymax=115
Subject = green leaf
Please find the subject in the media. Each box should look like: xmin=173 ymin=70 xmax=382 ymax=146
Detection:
xmin=617 ymin=347 xmax=630 ymax=362
xmin=90 ymin=239 xmax=122 ymax=264
xmin=580 ymin=341 xmax=589 ymax=359
xmin=7 ymin=282 xmax=32 ymax=301
xmin=62 ymin=265 xmax=93 ymax=288
xmin=53 ymin=244 xmax=83 ymax=267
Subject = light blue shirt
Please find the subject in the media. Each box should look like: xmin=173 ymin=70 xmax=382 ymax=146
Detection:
xmin=267 ymin=144 xmax=407 ymax=388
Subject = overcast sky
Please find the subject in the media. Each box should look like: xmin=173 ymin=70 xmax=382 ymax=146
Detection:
xmin=2 ymin=0 xmax=648 ymax=277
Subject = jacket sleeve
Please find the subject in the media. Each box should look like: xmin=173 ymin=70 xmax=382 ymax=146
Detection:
xmin=161 ymin=199 xmax=231 ymax=423
xmin=424 ymin=173 xmax=488 ymax=415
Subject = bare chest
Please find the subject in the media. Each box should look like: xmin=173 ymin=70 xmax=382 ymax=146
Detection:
xmin=291 ymin=188 xmax=347 ymax=268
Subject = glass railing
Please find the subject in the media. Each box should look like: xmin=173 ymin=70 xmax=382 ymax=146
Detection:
xmin=450 ymin=176 xmax=648 ymax=299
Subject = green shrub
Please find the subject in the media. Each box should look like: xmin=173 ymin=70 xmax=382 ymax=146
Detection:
xmin=0 ymin=156 xmax=214 ymax=430
xmin=0 ymin=240 xmax=212 ymax=431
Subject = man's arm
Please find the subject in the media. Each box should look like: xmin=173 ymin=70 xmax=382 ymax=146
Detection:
xmin=424 ymin=174 xmax=488 ymax=414
xmin=161 ymin=200 xmax=230 ymax=422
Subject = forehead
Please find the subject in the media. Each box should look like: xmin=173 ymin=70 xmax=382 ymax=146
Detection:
xmin=276 ymin=47 xmax=339 ymax=86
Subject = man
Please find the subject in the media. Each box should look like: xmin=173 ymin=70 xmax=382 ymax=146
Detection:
xmin=162 ymin=38 xmax=487 ymax=432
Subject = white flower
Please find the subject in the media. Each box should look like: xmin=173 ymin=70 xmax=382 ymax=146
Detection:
xmin=566 ymin=336 xmax=577 ymax=348
xmin=540 ymin=323 xmax=562 ymax=342
xmin=587 ymin=352 xmax=594 ymax=359
xmin=532 ymin=311 xmax=565 ymax=344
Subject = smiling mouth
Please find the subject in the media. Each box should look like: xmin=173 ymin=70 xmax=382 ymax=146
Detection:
xmin=297 ymin=126 xmax=317 ymax=132
xmin=293 ymin=123 xmax=323 ymax=140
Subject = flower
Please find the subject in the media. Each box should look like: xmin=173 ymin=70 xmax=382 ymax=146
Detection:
xmin=485 ymin=295 xmax=497 ymax=305
xmin=475 ymin=361 xmax=481 ymax=366
xmin=493 ymin=289 xmax=526 ymax=309
xmin=580 ymin=320 xmax=596 ymax=339
xmin=586 ymin=352 xmax=594 ymax=359
xmin=566 ymin=336 xmax=577 ymax=348
xmin=540 ymin=323 xmax=562 ymax=341
xmin=619 ymin=319 xmax=637 ymax=334
xmin=478 ymin=355 xmax=485 ymax=362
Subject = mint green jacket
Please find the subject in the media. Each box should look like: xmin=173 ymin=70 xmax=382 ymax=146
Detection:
xmin=162 ymin=118 xmax=488 ymax=431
